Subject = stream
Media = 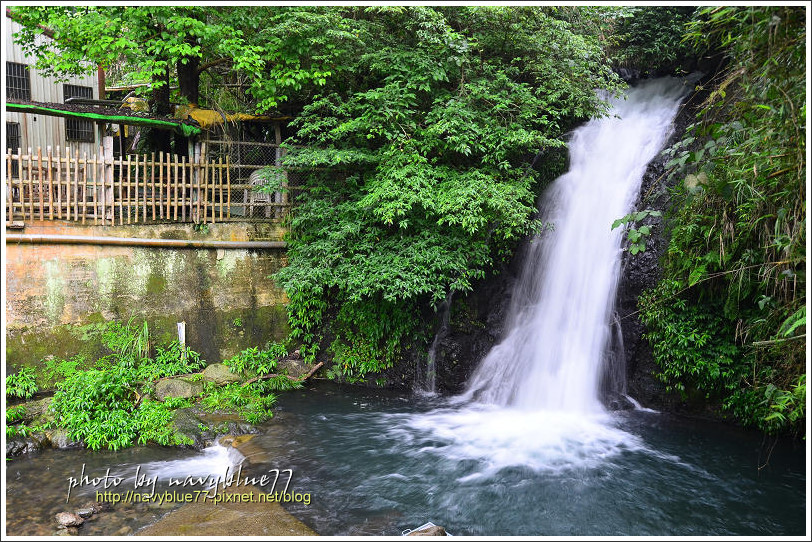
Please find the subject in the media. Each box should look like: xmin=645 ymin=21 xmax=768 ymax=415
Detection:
xmin=4 ymin=382 xmax=806 ymax=536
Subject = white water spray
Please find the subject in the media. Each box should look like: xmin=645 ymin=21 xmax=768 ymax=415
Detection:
xmin=459 ymin=77 xmax=689 ymax=413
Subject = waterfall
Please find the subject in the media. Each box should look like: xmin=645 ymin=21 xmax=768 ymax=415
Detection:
xmin=419 ymin=291 xmax=454 ymax=395
xmin=459 ymin=77 xmax=690 ymax=412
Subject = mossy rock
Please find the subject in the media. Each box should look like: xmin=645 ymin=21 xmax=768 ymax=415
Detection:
xmin=171 ymin=408 xmax=257 ymax=449
xmin=171 ymin=408 xmax=211 ymax=449
xmin=45 ymin=428 xmax=83 ymax=449
xmin=155 ymin=377 xmax=204 ymax=401
xmin=201 ymin=363 xmax=242 ymax=386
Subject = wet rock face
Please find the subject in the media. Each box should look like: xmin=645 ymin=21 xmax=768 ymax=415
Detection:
xmin=371 ymin=247 xmax=520 ymax=395
xmin=423 ymin=239 xmax=527 ymax=396
xmin=614 ymin=80 xmax=711 ymax=411
xmin=6 ymin=436 xmax=46 ymax=456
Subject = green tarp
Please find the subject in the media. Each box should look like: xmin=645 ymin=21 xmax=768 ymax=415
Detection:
xmin=5 ymin=102 xmax=201 ymax=137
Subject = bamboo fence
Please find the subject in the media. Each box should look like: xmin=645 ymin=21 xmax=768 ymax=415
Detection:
xmin=5 ymin=147 xmax=288 ymax=225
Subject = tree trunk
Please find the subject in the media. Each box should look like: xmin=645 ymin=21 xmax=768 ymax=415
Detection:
xmin=177 ymin=54 xmax=200 ymax=106
xmin=150 ymin=66 xmax=172 ymax=116
xmin=147 ymin=66 xmax=172 ymax=152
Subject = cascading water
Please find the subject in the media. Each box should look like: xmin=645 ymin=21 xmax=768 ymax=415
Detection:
xmin=459 ymin=77 xmax=690 ymax=412
xmin=393 ymin=77 xmax=694 ymax=477
xmin=419 ymin=291 xmax=454 ymax=395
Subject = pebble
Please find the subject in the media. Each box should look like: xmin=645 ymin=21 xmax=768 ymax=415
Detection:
xmin=55 ymin=512 xmax=84 ymax=527
xmin=75 ymin=508 xmax=94 ymax=518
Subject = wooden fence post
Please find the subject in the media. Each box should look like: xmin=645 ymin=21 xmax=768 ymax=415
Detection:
xmin=47 ymin=147 xmax=54 ymax=220
xmin=6 ymin=148 xmax=12 ymax=222
xmin=125 ymin=154 xmax=132 ymax=225
xmin=56 ymin=146 xmax=62 ymax=219
xmin=37 ymin=147 xmax=44 ymax=220
xmin=81 ymin=151 xmax=88 ymax=224
xmin=158 ymin=151 xmax=165 ymax=220
xmin=181 ymin=155 xmax=187 ymax=222
xmin=150 ymin=152 xmax=156 ymax=221
xmin=73 ymin=148 xmax=80 ymax=220
xmin=17 ymin=148 xmax=24 ymax=222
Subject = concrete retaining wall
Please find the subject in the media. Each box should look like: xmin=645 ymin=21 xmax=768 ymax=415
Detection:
xmin=5 ymin=221 xmax=289 ymax=368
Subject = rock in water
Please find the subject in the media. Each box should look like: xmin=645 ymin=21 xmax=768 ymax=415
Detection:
xmin=55 ymin=512 xmax=84 ymax=527
xmin=75 ymin=508 xmax=94 ymax=518
xmin=407 ymin=525 xmax=447 ymax=536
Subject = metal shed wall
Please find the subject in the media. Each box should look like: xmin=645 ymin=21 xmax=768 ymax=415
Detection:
xmin=4 ymin=16 xmax=100 ymax=158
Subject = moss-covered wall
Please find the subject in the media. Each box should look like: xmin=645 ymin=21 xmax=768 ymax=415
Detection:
xmin=5 ymin=221 xmax=289 ymax=369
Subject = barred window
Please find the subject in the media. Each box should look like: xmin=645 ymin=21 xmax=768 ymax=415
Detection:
xmin=64 ymin=84 xmax=95 ymax=142
xmin=7 ymin=122 xmax=21 ymax=176
xmin=6 ymin=62 xmax=31 ymax=101
xmin=7 ymin=122 xmax=21 ymax=151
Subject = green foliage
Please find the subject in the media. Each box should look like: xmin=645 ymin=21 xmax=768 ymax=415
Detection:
xmin=51 ymin=365 xmax=140 ymax=450
xmin=254 ymin=375 xmax=304 ymax=393
xmin=757 ymin=375 xmax=806 ymax=434
xmin=612 ymin=209 xmax=662 ymax=255
xmin=639 ymin=280 xmax=740 ymax=396
xmin=14 ymin=317 xmax=297 ymax=450
xmin=45 ymin=318 xmax=203 ymax=450
xmin=101 ymin=319 xmax=150 ymax=369
xmin=641 ymin=6 xmax=805 ymax=436
xmin=6 ymin=424 xmax=31 ymax=439
xmin=608 ymin=7 xmax=697 ymax=75
xmin=223 ymin=343 xmax=286 ymax=376
xmin=41 ymin=356 xmax=82 ymax=388
xmin=777 ymin=306 xmax=805 ymax=338
xmin=6 ymin=367 xmax=38 ymax=400
xmin=276 ymin=6 xmax=623 ymax=380
xmin=200 ymin=382 xmax=277 ymax=425
xmin=10 ymin=6 xmax=350 ymax=114
xmin=137 ymin=341 xmax=205 ymax=382
xmin=6 ymin=405 xmax=27 ymax=424
xmin=49 ymin=353 xmax=203 ymax=450
xmin=134 ymin=399 xmax=194 ymax=446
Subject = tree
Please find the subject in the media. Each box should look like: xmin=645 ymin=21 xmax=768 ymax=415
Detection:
xmin=9 ymin=6 xmax=343 ymax=116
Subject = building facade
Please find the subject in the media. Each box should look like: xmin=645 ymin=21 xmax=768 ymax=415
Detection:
xmin=4 ymin=14 xmax=101 ymax=157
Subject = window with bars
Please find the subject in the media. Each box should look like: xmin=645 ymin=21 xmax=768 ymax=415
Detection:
xmin=6 ymin=62 xmax=31 ymax=101
xmin=7 ymin=122 xmax=21 ymax=176
xmin=7 ymin=122 xmax=21 ymax=151
xmin=64 ymin=84 xmax=95 ymax=142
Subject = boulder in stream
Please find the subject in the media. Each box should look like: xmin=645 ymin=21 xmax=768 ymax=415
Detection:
xmin=46 ymin=428 xmax=83 ymax=450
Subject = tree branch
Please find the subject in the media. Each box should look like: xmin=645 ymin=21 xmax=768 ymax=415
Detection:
xmin=197 ymin=57 xmax=232 ymax=74
xmin=242 ymin=361 xmax=324 ymax=386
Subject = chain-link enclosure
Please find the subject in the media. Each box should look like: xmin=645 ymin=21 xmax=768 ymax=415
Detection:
xmin=206 ymin=138 xmax=287 ymax=219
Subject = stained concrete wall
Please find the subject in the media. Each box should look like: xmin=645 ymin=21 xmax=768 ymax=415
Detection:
xmin=5 ymin=221 xmax=289 ymax=368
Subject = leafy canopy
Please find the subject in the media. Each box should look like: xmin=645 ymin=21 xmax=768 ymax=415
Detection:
xmin=9 ymin=6 xmax=348 ymax=112
xmin=275 ymin=6 xmax=624 ymax=380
